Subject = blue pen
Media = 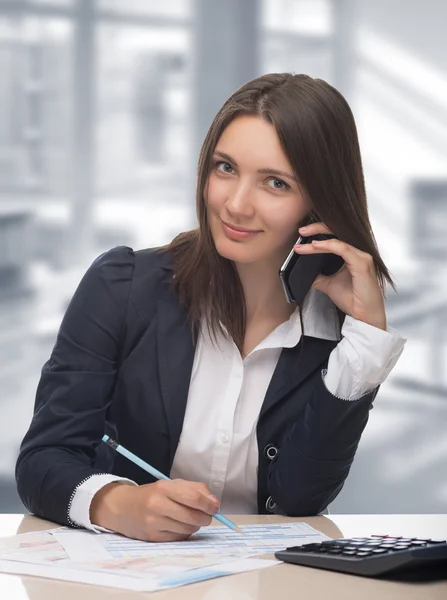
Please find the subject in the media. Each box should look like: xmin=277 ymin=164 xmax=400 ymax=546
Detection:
xmin=102 ymin=435 xmax=243 ymax=534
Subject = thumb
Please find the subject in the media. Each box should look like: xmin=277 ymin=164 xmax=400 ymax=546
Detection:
xmin=312 ymin=274 xmax=330 ymax=294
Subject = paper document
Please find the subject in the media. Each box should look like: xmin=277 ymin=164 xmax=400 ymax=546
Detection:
xmin=52 ymin=521 xmax=327 ymax=561
xmin=0 ymin=521 xmax=329 ymax=592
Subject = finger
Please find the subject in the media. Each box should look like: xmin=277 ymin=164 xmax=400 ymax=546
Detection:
xmin=156 ymin=496 xmax=213 ymax=528
xmin=312 ymin=274 xmax=330 ymax=293
xmin=151 ymin=531 xmax=192 ymax=542
xmin=141 ymin=526 xmax=195 ymax=543
xmin=298 ymin=222 xmax=332 ymax=236
xmin=295 ymin=238 xmax=370 ymax=271
xmin=165 ymin=480 xmax=220 ymax=516
xmin=150 ymin=513 xmax=202 ymax=536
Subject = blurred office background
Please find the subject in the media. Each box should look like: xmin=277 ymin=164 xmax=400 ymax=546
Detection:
xmin=0 ymin=0 xmax=446 ymax=514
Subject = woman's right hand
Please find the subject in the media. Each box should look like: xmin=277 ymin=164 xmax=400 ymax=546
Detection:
xmin=90 ymin=479 xmax=220 ymax=542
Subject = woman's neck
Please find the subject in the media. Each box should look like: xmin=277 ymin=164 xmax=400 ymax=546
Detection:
xmin=236 ymin=260 xmax=295 ymax=325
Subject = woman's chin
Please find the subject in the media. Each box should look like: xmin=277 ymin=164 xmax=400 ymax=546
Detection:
xmin=213 ymin=237 xmax=263 ymax=264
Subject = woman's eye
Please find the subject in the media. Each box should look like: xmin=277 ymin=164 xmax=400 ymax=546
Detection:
xmin=267 ymin=178 xmax=289 ymax=191
xmin=215 ymin=161 xmax=234 ymax=174
xmin=214 ymin=162 xmax=289 ymax=190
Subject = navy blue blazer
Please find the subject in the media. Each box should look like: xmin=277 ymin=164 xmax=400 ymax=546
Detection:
xmin=16 ymin=245 xmax=377 ymax=526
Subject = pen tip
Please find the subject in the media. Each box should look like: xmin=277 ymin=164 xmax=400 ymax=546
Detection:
xmin=234 ymin=525 xmax=244 ymax=534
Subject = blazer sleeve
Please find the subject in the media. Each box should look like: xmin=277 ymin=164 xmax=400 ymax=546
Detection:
xmin=268 ymin=371 xmax=378 ymax=516
xmin=15 ymin=246 xmax=135 ymax=526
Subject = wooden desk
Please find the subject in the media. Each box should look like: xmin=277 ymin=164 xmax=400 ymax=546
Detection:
xmin=0 ymin=514 xmax=446 ymax=599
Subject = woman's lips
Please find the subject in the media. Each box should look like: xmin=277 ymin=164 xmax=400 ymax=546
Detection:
xmin=220 ymin=220 xmax=262 ymax=239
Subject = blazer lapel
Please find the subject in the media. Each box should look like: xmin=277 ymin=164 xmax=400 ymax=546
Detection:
xmin=156 ymin=256 xmax=338 ymax=454
xmin=156 ymin=281 xmax=196 ymax=463
xmin=260 ymin=336 xmax=337 ymax=418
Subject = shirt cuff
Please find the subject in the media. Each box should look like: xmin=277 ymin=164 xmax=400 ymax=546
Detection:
xmin=69 ymin=474 xmax=137 ymax=532
xmin=323 ymin=315 xmax=407 ymax=400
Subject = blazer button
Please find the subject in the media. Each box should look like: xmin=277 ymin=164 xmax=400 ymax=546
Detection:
xmin=264 ymin=443 xmax=278 ymax=461
xmin=265 ymin=496 xmax=277 ymax=513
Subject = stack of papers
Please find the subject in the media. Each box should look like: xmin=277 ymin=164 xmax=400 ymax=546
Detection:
xmin=0 ymin=521 xmax=329 ymax=592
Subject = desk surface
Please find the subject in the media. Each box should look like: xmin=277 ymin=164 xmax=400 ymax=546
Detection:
xmin=0 ymin=514 xmax=446 ymax=599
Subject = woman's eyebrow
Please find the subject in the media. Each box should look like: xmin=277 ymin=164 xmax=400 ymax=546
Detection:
xmin=213 ymin=150 xmax=298 ymax=183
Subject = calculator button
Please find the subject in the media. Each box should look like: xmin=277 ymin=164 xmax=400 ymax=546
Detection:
xmin=372 ymin=549 xmax=389 ymax=554
xmin=356 ymin=552 xmax=373 ymax=557
xmin=411 ymin=540 xmax=429 ymax=546
xmin=300 ymin=544 xmax=320 ymax=551
xmin=328 ymin=548 xmax=343 ymax=554
xmin=394 ymin=545 xmax=411 ymax=550
xmin=365 ymin=541 xmax=382 ymax=546
xmin=335 ymin=541 xmax=352 ymax=546
xmin=342 ymin=551 xmax=357 ymax=556
xmin=348 ymin=542 xmax=365 ymax=546
xmin=429 ymin=539 xmax=446 ymax=544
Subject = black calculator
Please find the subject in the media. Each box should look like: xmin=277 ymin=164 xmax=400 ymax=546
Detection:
xmin=275 ymin=535 xmax=447 ymax=577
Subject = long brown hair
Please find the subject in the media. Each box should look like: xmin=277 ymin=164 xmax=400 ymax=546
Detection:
xmin=158 ymin=73 xmax=394 ymax=352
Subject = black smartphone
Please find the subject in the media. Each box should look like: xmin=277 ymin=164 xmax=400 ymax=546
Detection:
xmin=279 ymin=234 xmax=345 ymax=305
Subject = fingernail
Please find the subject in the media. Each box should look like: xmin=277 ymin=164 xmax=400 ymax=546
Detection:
xmin=299 ymin=226 xmax=309 ymax=231
xmin=209 ymin=494 xmax=220 ymax=505
xmin=312 ymin=240 xmax=322 ymax=245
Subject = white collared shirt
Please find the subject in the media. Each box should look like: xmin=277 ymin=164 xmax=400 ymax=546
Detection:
xmin=69 ymin=288 xmax=406 ymax=530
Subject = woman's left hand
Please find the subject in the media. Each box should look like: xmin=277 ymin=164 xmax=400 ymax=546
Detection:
xmin=294 ymin=222 xmax=387 ymax=331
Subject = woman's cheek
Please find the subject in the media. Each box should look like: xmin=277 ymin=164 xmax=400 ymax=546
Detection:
xmin=264 ymin=206 xmax=301 ymax=242
xmin=206 ymin=175 xmax=225 ymax=210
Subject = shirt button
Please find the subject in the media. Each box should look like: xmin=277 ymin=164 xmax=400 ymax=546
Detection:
xmin=212 ymin=481 xmax=220 ymax=488
xmin=220 ymin=432 xmax=230 ymax=443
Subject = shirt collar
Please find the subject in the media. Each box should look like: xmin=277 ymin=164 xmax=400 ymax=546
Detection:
xmin=300 ymin=287 xmax=340 ymax=342
xmin=214 ymin=287 xmax=340 ymax=352
xmin=260 ymin=287 xmax=340 ymax=350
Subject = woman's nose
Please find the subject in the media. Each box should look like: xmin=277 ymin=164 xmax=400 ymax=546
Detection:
xmin=225 ymin=182 xmax=255 ymax=216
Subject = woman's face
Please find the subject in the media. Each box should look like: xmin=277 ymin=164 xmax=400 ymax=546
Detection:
xmin=205 ymin=115 xmax=311 ymax=268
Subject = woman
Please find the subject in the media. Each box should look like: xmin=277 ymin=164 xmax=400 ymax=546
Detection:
xmin=16 ymin=73 xmax=406 ymax=542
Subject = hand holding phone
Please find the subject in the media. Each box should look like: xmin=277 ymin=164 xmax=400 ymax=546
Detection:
xmin=279 ymin=234 xmax=345 ymax=305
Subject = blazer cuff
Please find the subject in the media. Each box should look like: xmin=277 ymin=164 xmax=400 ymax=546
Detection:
xmin=323 ymin=315 xmax=406 ymax=400
xmin=69 ymin=473 xmax=137 ymax=532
